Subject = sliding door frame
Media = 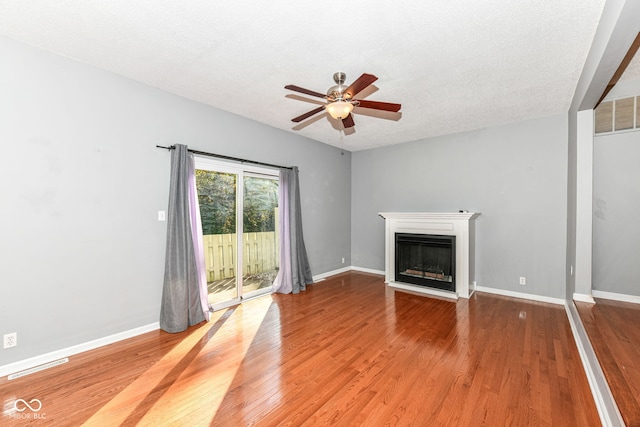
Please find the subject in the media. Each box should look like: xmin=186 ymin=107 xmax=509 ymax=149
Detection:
xmin=195 ymin=156 xmax=279 ymax=311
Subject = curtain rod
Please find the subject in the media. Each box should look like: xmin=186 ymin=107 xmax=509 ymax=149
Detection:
xmin=156 ymin=145 xmax=293 ymax=170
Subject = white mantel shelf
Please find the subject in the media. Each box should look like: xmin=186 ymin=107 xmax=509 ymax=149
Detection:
xmin=379 ymin=212 xmax=480 ymax=300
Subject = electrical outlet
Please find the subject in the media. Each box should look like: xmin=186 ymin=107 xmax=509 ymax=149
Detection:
xmin=3 ymin=332 xmax=17 ymax=349
xmin=341 ymin=257 xmax=345 ymax=264
xmin=519 ymin=277 xmax=526 ymax=286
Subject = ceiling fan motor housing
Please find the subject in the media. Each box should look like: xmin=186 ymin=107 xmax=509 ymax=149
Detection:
xmin=328 ymin=72 xmax=349 ymax=101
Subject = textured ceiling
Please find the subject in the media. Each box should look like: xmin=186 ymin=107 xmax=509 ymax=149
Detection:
xmin=0 ymin=1 xmax=618 ymax=151
xmin=620 ymin=46 xmax=640 ymax=83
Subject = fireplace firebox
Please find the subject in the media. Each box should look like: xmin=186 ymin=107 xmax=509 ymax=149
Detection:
xmin=395 ymin=233 xmax=456 ymax=292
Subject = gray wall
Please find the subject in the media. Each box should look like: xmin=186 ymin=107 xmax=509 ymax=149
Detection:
xmin=0 ymin=36 xmax=351 ymax=365
xmin=593 ymin=131 xmax=640 ymax=295
xmin=352 ymin=114 xmax=568 ymax=299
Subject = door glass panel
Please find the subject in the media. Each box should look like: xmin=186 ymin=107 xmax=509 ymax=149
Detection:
xmin=242 ymin=176 xmax=279 ymax=297
xmin=196 ymin=169 xmax=239 ymax=307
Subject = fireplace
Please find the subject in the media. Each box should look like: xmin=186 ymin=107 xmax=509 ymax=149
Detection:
xmin=379 ymin=212 xmax=479 ymax=299
xmin=395 ymin=233 xmax=455 ymax=292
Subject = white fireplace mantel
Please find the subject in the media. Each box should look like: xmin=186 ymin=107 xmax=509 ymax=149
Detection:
xmin=379 ymin=212 xmax=480 ymax=300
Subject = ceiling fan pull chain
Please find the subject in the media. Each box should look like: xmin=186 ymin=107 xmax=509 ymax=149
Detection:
xmin=339 ymin=121 xmax=345 ymax=155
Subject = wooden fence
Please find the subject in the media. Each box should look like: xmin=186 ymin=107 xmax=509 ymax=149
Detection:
xmin=202 ymin=232 xmax=278 ymax=282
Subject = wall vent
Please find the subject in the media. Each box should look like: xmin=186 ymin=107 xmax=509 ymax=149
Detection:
xmin=7 ymin=358 xmax=69 ymax=380
xmin=595 ymin=96 xmax=639 ymax=134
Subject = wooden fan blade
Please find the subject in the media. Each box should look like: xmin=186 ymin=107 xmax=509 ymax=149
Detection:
xmin=342 ymin=113 xmax=355 ymax=128
xmin=292 ymin=106 xmax=325 ymax=122
xmin=343 ymin=73 xmax=378 ymax=99
xmin=285 ymin=85 xmax=327 ymax=99
xmin=354 ymin=99 xmax=401 ymax=112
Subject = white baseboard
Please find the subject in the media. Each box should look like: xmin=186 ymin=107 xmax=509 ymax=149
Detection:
xmin=312 ymin=266 xmax=385 ymax=283
xmin=350 ymin=266 xmax=385 ymax=276
xmin=0 ymin=322 xmax=160 ymax=378
xmin=475 ymin=286 xmax=565 ymax=305
xmin=565 ymin=302 xmax=624 ymax=426
xmin=312 ymin=266 xmax=351 ymax=282
xmin=573 ymin=293 xmax=596 ymax=303
xmin=592 ymin=290 xmax=640 ymax=304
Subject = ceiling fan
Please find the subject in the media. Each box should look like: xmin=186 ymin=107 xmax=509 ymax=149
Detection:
xmin=284 ymin=72 xmax=401 ymax=129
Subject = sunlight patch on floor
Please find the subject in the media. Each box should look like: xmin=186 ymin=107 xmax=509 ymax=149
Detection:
xmin=83 ymin=295 xmax=274 ymax=425
xmin=140 ymin=295 xmax=275 ymax=425
xmin=79 ymin=305 xmax=233 ymax=425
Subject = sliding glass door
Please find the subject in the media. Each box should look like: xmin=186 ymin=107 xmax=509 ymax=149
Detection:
xmin=242 ymin=175 xmax=279 ymax=299
xmin=195 ymin=159 xmax=279 ymax=310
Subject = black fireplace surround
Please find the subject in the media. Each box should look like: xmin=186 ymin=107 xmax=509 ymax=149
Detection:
xmin=395 ymin=233 xmax=456 ymax=292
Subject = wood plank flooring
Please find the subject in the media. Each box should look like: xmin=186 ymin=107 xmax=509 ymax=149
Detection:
xmin=1 ymin=272 xmax=599 ymax=426
xmin=576 ymin=297 xmax=640 ymax=426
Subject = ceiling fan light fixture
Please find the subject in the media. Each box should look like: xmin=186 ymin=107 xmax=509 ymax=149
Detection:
xmin=326 ymin=101 xmax=353 ymax=120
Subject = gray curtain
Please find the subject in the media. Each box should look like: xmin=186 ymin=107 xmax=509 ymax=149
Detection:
xmin=160 ymin=144 xmax=210 ymax=333
xmin=273 ymin=166 xmax=313 ymax=294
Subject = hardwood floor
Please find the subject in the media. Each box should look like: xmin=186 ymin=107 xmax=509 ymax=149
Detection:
xmin=577 ymin=297 xmax=640 ymax=426
xmin=1 ymin=272 xmax=599 ymax=426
